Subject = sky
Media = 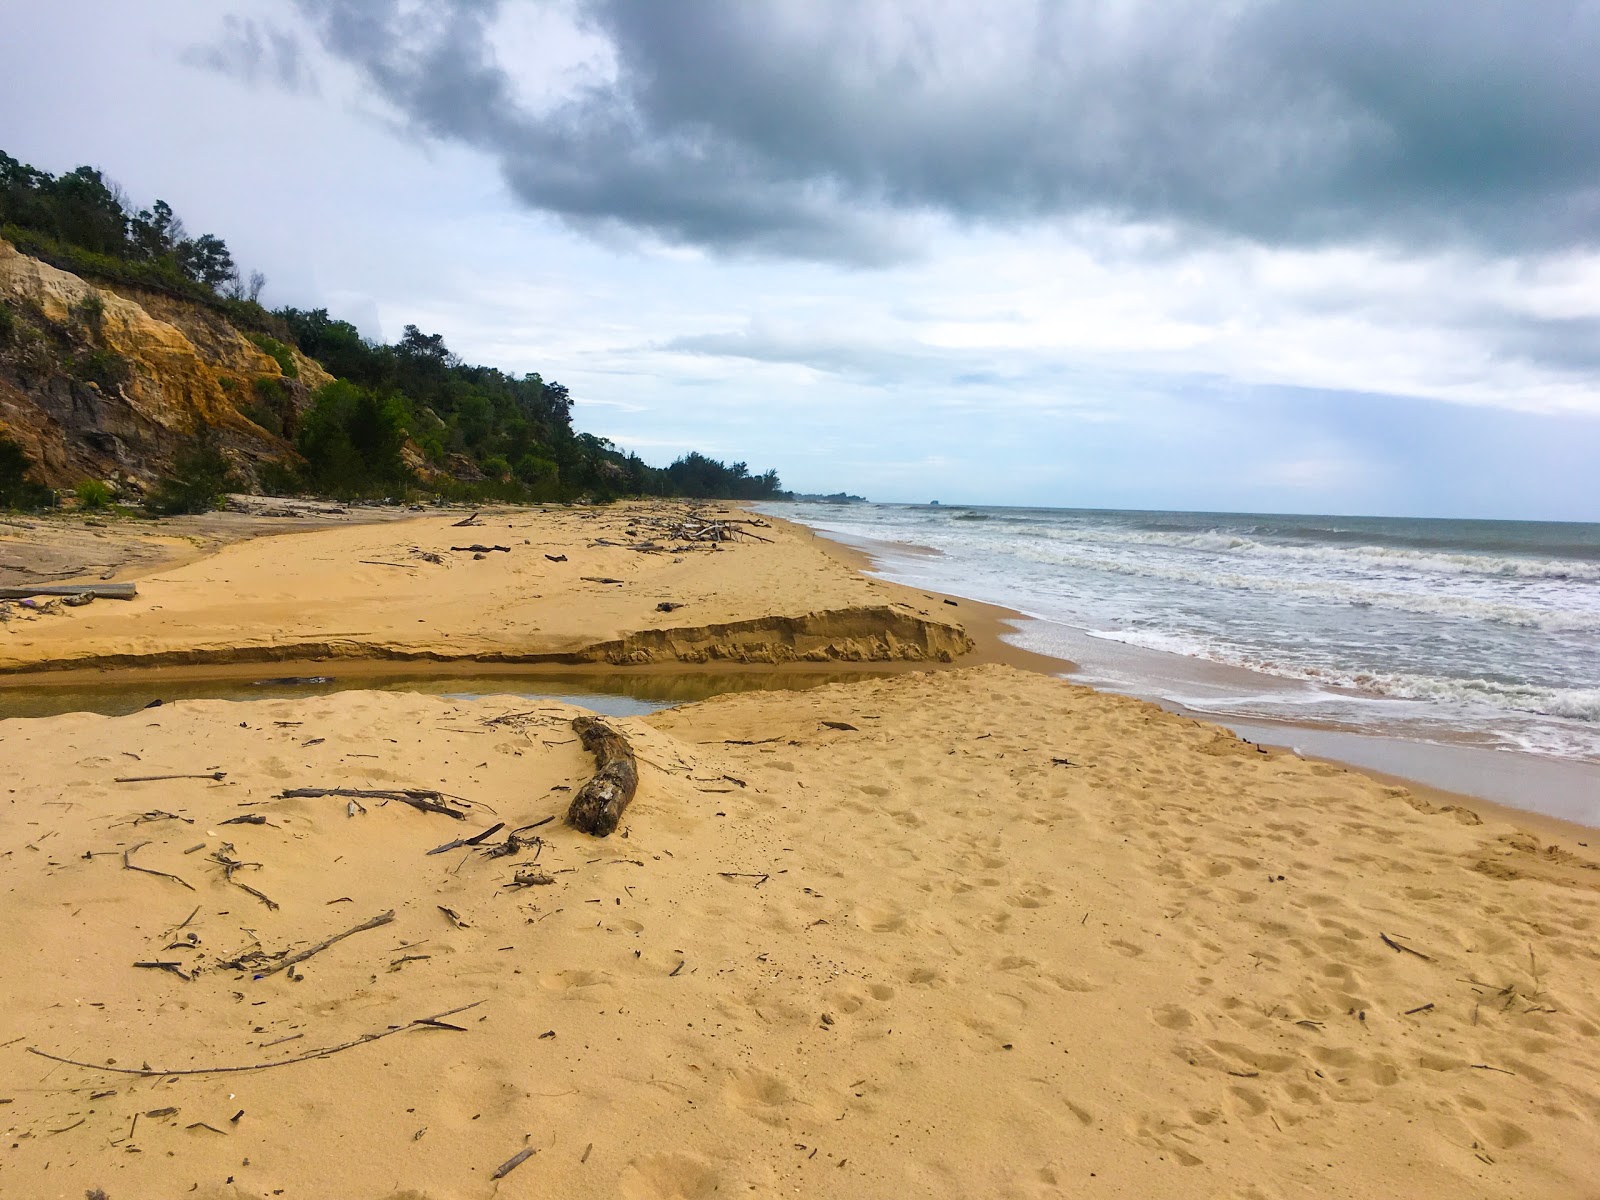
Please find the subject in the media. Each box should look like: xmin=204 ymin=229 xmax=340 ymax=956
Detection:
xmin=3 ymin=0 xmax=1599 ymax=519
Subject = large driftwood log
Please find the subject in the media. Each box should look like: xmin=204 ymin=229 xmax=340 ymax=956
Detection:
xmin=567 ymin=716 xmax=638 ymax=837
xmin=0 ymin=583 xmax=137 ymax=600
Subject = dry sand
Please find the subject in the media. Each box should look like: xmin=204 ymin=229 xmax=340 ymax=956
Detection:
xmin=2 ymin=507 xmax=1598 ymax=1199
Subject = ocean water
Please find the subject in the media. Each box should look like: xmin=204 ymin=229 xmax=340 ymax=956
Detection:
xmin=761 ymin=502 xmax=1600 ymax=766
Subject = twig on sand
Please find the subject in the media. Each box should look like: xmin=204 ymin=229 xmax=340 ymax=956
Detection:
xmin=1380 ymin=933 xmax=1432 ymax=960
xmin=26 ymin=1001 xmax=485 ymax=1077
xmin=426 ymin=823 xmax=505 ymax=856
xmin=491 ymin=1145 xmax=538 ymax=1179
xmin=122 ymin=841 xmax=195 ymax=892
xmin=260 ymin=910 xmax=395 ymax=977
xmin=211 ymin=844 xmax=278 ymax=910
xmin=115 ymin=772 xmax=226 ymax=784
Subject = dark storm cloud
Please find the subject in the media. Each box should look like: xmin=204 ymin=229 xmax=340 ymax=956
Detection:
xmin=288 ymin=0 xmax=1600 ymax=261
xmin=185 ymin=14 xmax=318 ymax=93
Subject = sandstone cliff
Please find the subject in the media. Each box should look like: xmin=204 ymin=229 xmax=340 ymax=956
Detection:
xmin=0 ymin=238 xmax=325 ymax=491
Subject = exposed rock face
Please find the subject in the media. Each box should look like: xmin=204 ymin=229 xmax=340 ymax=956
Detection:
xmin=0 ymin=238 xmax=305 ymax=489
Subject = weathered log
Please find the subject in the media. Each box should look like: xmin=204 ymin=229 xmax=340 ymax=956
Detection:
xmin=566 ymin=716 xmax=638 ymax=837
xmin=0 ymin=583 xmax=137 ymax=600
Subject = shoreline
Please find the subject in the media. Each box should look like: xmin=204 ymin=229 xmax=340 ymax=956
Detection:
xmin=798 ymin=519 xmax=1600 ymax=834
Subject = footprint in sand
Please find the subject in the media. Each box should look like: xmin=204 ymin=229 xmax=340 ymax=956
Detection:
xmin=1152 ymin=1004 xmax=1195 ymax=1030
xmin=539 ymin=968 xmax=613 ymax=992
xmin=620 ymin=1152 xmax=723 ymax=1200
xmin=856 ymin=903 xmax=907 ymax=933
xmin=723 ymin=1068 xmax=798 ymax=1127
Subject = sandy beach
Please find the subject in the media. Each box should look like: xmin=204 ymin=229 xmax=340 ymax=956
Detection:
xmin=2 ymin=506 xmax=1598 ymax=1199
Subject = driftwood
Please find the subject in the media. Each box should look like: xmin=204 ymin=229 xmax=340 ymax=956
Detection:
xmin=0 ymin=583 xmax=137 ymax=600
xmin=26 ymin=1000 xmax=484 ymax=1078
xmin=451 ymin=511 xmax=482 ymax=527
xmin=566 ymin=716 xmax=639 ymax=837
xmin=279 ymin=787 xmax=468 ymax=819
xmin=451 ymin=543 xmax=510 ymax=553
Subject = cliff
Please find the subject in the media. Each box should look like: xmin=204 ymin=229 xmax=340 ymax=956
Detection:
xmin=0 ymin=237 xmax=326 ymax=491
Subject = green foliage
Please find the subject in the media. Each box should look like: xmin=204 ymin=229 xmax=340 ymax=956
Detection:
xmin=247 ymin=333 xmax=299 ymax=379
xmin=0 ymin=298 xmax=13 ymax=344
xmin=0 ymin=435 xmax=55 ymax=509
xmin=257 ymin=459 xmax=302 ymax=496
xmin=74 ymin=478 xmax=113 ymax=509
xmin=72 ymin=347 xmax=131 ymax=390
xmin=297 ymin=380 xmax=412 ymax=498
xmin=144 ymin=436 xmax=242 ymax=515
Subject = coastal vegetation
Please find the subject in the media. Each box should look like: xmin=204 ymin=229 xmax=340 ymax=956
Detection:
xmin=0 ymin=149 xmax=784 ymax=508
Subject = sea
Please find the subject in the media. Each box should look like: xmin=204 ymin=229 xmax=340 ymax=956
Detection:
xmin=760 ymin=501 xmax=1600 ymax=821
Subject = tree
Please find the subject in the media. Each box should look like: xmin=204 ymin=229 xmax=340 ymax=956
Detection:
xmin=144 ymin=434 xmax=242 ymax=515
xmin=176 ymin=233 xmax=235 ymax=288
xmin=0 ymin=435 xmax=56 ymax=509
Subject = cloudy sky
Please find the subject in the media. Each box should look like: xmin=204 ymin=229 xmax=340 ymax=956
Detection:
xmin=4 ymin=1 xmax=1600 ymax=518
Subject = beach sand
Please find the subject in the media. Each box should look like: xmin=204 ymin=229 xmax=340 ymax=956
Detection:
xmin=2 ymin=506 xmax=1598 ymax=1199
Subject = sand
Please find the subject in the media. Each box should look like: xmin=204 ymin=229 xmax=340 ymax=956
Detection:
xmin=2 ymin=507 xmax=1598 ymax=1199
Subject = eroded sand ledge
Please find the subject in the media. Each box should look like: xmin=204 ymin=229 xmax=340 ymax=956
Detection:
xmin=0 ymin=504 xmax=972 ymax=675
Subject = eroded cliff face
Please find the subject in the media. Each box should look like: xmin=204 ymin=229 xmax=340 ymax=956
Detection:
xmin=0 ymin=238 xmax=317 ymax=490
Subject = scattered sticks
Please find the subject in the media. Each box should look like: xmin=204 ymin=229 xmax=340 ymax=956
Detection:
xmin=26 ymin=1001 xmax=485 ymax=1078
xmin=122 ymin=841 xmax=195 ymax=892
xmin=719 ymin=872 xmax=770 ymax=888
xmin=133 ymin=960 xmax=192 ymax=981
xmin=280 ymin=787 xmax=469 ymax=820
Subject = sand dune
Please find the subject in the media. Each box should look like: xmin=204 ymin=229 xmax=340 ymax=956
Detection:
xmin=3 ymin=665 xmax=1597 ymax=1199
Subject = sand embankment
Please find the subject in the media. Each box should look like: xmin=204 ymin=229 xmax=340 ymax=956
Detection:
xmin=1 ymin=667 xmax=1597 ymax=1199
xmin=0 ymin=504 xmax=973 ymax=675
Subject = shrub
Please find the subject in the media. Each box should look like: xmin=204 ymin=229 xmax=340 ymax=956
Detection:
xmin=0 ymin=435 xmax=56 ymax=509
xmin=74 ymin=478 xmax=113 ymax=509
xmin=247 ymin=333 xmax=299 ymax=379
xmin=257 ymin=459 xmax=302 ymax=496
xmin=0 ymin=299 xmax=14 ymax=344
xmin=72 ymin=347 xmax=131 ymax=390
xmin=144 ymin=436 xmax=242 ymax=515
xmin=71 ymin=292 xmax=105 ymax=335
